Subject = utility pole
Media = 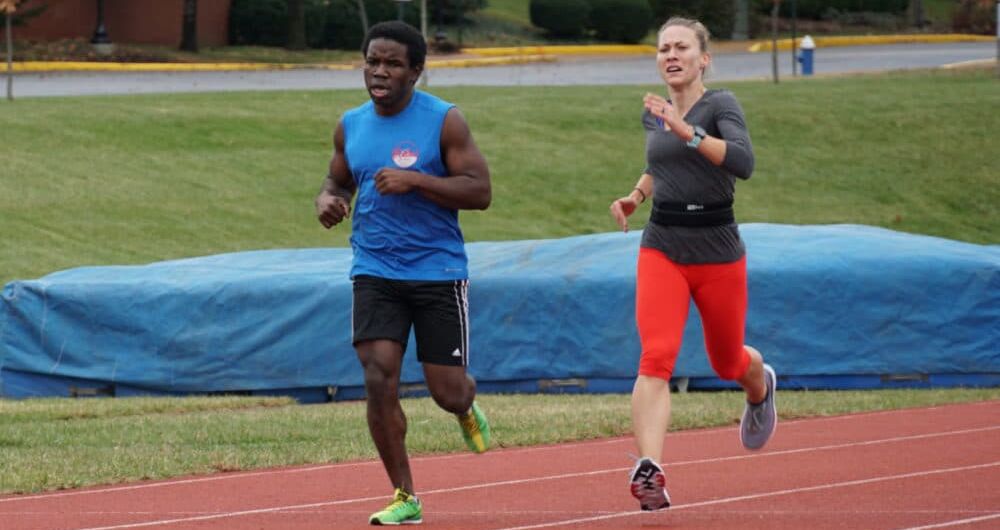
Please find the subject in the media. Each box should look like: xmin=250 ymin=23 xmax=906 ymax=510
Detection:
xmin=5 ymin=5 xmax=12 ymax=101
xmin=771 ymin=0 xmax=780 ymax=84
xmin=395 ymin=0 xmax=410 ymax=21
xmin=420 ymin=0 xmax=427 ymax=40
xmin=356 ymin=0 xmax=369 ymax=34
xmin=420 ymin=0 xmax=428 ymax=88
xmin=732 ymin=0 xmax=749 ymax=41
xmin=790 ymin=0 xmax=797 ymax=76
xmin=2 ymin=0 xmax=15 ymax=101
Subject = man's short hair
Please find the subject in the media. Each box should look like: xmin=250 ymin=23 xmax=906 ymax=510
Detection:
xmin=362 ymin=21 xmax=427 ymax=70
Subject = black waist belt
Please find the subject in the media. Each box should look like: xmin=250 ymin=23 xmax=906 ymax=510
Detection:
xmin=650 ymin=200 xmax=735 ymax=227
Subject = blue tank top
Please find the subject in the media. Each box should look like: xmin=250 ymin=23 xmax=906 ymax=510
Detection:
xmin=342 ymin=91 xmax=468 ymax=280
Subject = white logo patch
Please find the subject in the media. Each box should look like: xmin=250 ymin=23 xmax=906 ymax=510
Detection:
xmin=391 ymin=141 xmax=419 ymax=168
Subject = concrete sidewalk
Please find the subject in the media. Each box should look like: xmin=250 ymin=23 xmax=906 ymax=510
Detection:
xmin=7 ymin=34 xmax=993 ymax=73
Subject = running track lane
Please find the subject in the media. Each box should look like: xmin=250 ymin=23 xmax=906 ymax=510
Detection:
xmin=2 ymin=401 xmax=998 ymax=529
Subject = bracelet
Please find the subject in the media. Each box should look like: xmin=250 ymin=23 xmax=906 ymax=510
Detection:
xmin=632 ymin=187 xmax=647 ymax=203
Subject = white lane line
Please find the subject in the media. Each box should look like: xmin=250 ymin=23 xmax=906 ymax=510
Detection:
xmin=67 ymin=499 xmax=364 ymax=530
xmin=494 ymin=462 xmax=1000 ymax=530
xmin=896 ymin=513 xmax=1000 ymax=530
xmin=3 ymin=400 xmax=996 ymax=504
xmin=7 ymin=508 xmax=990 ymax=517
xmin=669 ymin=426 xmax=1000 ymax=469
xmin=69 ymin=461 xmax=1000 ymax=530
xmin=58 ymin=426 xmax=1000 ymax=530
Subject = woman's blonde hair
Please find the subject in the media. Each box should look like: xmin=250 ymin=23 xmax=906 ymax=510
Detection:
xmin=658 ymin=17 xmax=711 ymax=53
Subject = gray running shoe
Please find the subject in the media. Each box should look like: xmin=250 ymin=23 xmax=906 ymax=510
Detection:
xmin=740 ymin=363 xmax=777 ymax=450
xmin=628 ymin=457 xmax=671 ymax=511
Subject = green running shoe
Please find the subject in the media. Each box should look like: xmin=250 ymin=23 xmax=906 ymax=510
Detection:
xmin=457 ymin=401 xmax=491 ymax=453
xmin=368 ymin=488 xmax=422 ymax=526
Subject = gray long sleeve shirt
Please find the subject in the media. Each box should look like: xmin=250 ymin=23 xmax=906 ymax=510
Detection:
xmin=640 ymin=88 xmax=755 ymax=264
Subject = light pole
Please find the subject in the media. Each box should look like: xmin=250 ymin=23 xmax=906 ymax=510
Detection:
xmin=90 ymin=0 xmax=112 ymax=54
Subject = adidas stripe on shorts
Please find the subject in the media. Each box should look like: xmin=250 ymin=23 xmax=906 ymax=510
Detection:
xmin=352 ymin=275 xmax=470 ymax=366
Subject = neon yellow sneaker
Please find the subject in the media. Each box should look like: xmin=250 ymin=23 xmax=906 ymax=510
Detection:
xmin=368 ymin=488 xmax=422 ymax=526
xmin=457 ymin=401 xmax=491 ymax=453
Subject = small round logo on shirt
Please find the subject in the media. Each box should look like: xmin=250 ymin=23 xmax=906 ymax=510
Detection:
xmin=392 ymin=142 xmax=419 ymax=168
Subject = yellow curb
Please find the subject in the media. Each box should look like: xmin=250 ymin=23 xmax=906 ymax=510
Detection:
xmin=11 ymin=61 xmax=356 ymax=73
xmin=748 ymin=34 xmax=994 ymax=52
xmin=426 ymin=54 xmax=556 ymax=67
xmin=466 ymin=44 xmax=655 ymax=56
xmin=10 ymin=55 xmax=558 ymax=72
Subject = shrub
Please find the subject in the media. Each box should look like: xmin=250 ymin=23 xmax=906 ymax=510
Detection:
xmin=318 ymin=0 xmax=422 ymax=50
xmin=695 ymin=0 xmax=736 ymax=39
xmin=229 ymin=0 xmax=331 ymax=47
xmin=588 ymin=0 xmax=653 ymax=43
xmin=530 ymin=0 xmax=591 ymax=38
xmin=647 ymin=0 xmax=695 ymax=21
xmin=647 ymin=0 xmax=736 ymax=40
xmin=429 ymin=0 xmax=488 ymax=25
xmin=952 ymin=0 xmax=997 ymax=35
xmin=827 ymin=9 xmax=905 ymax=30
xmin=231 ymin=0 xmax=443 ymax=50
xmin=755 ymin=0 xmax=909 ymax=20
xmin=229 ymin=0 xmax=287 ymax=46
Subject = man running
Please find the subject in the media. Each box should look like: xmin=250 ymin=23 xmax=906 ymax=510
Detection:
xmin=315 ymin=20 xmax=492 ymax=526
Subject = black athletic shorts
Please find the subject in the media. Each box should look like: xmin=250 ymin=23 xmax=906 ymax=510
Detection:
xmin=352 ymin=275 xmax=470 ymax=366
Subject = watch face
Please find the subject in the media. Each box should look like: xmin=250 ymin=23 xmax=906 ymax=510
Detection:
xmin=687 ymin=126 xmax=705 ymax=148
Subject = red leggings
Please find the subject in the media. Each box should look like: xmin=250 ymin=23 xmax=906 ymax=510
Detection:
xmin=636 ymin=247 xmax=750 ymax=381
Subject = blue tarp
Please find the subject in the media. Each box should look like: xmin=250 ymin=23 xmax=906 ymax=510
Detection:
xmin=1 ymin=224 xmax=998 ymax=399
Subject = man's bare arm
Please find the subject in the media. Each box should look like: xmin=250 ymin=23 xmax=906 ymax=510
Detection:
xmin=316 ymin=122 xmax=357 ymax=229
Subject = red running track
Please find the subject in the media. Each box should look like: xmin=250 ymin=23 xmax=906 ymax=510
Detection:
xmin=2 ymin=400 xmax=999 ymax=530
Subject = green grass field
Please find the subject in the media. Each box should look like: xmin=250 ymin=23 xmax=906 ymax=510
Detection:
xmin=0 ymin=67 xmax=998 ymax=495
xmin=2 ymin=389 xmax=999 ymax=494
xmin=481 ymin=0 xmax=531 ymax=24
xmin=1 ymin=68 xmax=997 ymax=287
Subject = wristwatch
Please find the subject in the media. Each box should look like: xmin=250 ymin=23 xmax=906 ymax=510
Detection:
xmin=686 ymin=125 xmax=706 ymax=149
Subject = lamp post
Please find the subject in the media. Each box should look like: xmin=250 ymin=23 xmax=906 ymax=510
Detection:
xmin=90 ymin=0 xmax=112 ymax=54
